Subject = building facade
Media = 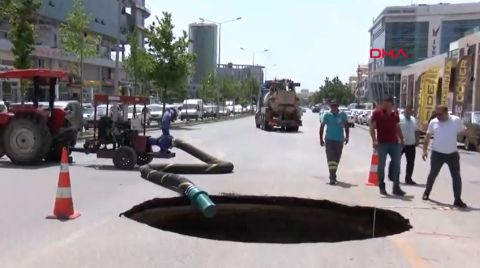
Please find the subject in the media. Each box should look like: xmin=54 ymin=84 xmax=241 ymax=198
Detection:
xmin=188 ymin=22 xmax=218 ymax=97
xmin=0 ymin=0 xmax=150 ymax=102
xmin=401 ymin=30 xmax=480 ymax=113
xmin=368 ymin=2 xmax=480 ymax=105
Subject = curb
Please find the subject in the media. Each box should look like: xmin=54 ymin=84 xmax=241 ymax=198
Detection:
xmin=77 ymin=114 xmax=253 ymax=141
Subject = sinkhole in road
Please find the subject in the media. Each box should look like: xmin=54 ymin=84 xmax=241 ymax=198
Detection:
xmin=122 ymin=195 xmax=412 ymax=243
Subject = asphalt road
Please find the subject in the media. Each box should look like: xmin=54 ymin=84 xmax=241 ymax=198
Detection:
xmin=1 ymin=111 xmax=479 ymax=268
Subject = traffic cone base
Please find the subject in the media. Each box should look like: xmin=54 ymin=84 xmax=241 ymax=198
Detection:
xmin=47 ymin=147 xmax=80 ymax=220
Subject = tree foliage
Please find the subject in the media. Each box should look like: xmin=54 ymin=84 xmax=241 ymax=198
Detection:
xmin=311 ymin=76 xmax=354 ymax=105
xmin=59 ymin=0 xmax=101 ymax=75
xmin=1 ymin=0 xmax=41 ymax=69
xmin=123 ymin=28 xmax=154 ymax=95
xmin=145 ymin=12 xmax=195 ymax=110
xmin=199 ymin=73 xmax=216 ymax=102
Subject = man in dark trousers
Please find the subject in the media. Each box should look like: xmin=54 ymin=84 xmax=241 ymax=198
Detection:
xmin=388 ymin=105 xmax=419 ymax=185
xmin=149 ymin=108 xmax=178 ymax=154
xmin=370 ymin=97 xmax=406 ymax=196
xmin=422 ymin=105 xmax=480 ymax=208
xmin=320 ymin=101 xmax=349 ymax=185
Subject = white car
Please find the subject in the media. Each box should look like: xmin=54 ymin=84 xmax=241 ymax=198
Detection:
xmin=148 ymin=104 xmax=163 ymax=124
xmin=359 ymin=110 xmax=373 ymax=125
xmin=344 ymin=111 xmax=355 ymax=128
xmin=128 ymin=105 xmax=151 ymax=126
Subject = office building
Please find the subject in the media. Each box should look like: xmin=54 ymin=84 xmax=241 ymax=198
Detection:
xmin=216 ymin=63 xmax=264 ymax=84
xmin=368 ymin=2 xmax=480 ymax=105
xmin=355 ymin=64 xmax=369 ymax=101
xmin=348 ymin=76 xmax=358 ymax=94
xmin=0 ymin=0 xmax=150 ymax=102
xmin=188 ymin=22 xmax=218 ymax=96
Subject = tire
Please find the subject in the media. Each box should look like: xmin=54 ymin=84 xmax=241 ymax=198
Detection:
xmin=286 ymin=126 xmax=299 ymax=132
xmin=113 ymin=146 xmax=137 ymax=170
xmin=3 ymin=116 xmax=51 ymax=165
xmin=464 ymin=138 xmax=475 ymax=151
xmin=0 ymin=141 xmax=4 ymax=158
xmin=137 ymin=153 xmax=153 ymax=166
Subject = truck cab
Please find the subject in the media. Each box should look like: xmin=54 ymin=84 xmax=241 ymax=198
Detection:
xmin=180 ymin=99 xmax=204 ymax=121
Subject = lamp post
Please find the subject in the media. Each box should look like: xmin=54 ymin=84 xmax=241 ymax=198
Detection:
xmin=114 ymin=0 xmax=125 ymax=95
xmin=198 ymin=17 xmax=242 ymax=65
xmin=240 ymin=48 xmax=269 ymax=114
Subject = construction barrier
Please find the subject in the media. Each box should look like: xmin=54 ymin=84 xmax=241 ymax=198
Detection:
xmin=47 ymin=147 xmax=80 ymax=220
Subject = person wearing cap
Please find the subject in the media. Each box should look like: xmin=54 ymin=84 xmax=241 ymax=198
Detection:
xmin=370 ymin=96 xmax=406 ymax=196
xmin=149 ymin=108 xmax=178 ymax=154
xmin=319 ymin=101 xmax=350 ymax=185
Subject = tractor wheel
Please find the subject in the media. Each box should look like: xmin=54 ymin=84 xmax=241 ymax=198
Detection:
xmin=113 ymin=146 xmax=137 ymax=170
xmin=137 ymin=153 xmax=153 ymax=166
xmin=3 ymin=117 xmax=51 ymax=165
xmin=286 ymin=126 xmax=299 ymax=132
xmin=0 ymin=141 xmax=4 ymax=158
xmin=45 ymin=140 xmax=74 ymax=162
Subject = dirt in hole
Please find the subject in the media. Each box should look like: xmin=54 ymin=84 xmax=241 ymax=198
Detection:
xmin=121 ymin=195 xmax=412 ymax=243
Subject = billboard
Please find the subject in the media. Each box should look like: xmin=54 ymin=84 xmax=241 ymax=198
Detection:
xmin=453 ymin=55 xmax=472 ymax=117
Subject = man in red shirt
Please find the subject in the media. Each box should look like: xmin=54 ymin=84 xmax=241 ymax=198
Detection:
xmin=369 ymin=97 xmax=406 ymax=196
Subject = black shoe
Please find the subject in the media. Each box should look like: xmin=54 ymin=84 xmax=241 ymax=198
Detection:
xmin=405 ymin=179 xmax=417 ymax=185
xmin=422 ymin=192 xmax=429 ymax=200
xmin=453 ymin=199 xmax=467 ymax=208
xmin=329 ymin=179 xmax=337 ymax=185
xmin=379 ymin=185 xmax=388 ymax=195
xmin=392 ymin=185 xmax=406 ymax=196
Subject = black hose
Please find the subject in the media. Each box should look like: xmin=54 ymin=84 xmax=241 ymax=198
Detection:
xmin=146 ymin=138 xmax=234 ymax=174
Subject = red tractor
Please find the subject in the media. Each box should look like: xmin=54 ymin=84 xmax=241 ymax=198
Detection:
xmin=0 ymin=69 xmax=81 ymax=164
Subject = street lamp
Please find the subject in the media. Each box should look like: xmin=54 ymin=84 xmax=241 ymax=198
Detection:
xmin=240 ymin=48 xmax=269 ymax=114
xmin=240 ymin=47 xmax=268 ymax=66
xmin=198 ymin=17 xmax=242 ymax=65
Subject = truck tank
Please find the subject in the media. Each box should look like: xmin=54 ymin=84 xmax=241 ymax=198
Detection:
xmin=256 ymin=79 xmax=302 ymax=131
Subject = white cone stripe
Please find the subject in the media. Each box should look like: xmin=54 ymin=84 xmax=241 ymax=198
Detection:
xmin=60 ymin=164 xmax=69 ymax=172
xmin=56 ymin=187 xmax=72 ymax=198
xmin=370 ymin=165 xmax=378 ymax=172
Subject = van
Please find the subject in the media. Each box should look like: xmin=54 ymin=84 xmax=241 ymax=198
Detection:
xmin=180 ymin=99 xmax=204 ymax=120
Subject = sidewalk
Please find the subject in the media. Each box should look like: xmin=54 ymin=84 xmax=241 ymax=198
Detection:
xmin=77 ymin=113 xmax=253 ymax=140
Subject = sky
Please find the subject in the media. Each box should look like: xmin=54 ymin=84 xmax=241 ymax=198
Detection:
xmin=146 ymin=0 xmax=473 ymax=91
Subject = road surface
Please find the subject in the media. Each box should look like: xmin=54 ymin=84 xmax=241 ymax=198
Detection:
xmin=1 ymin=111 xmax=479 ymax=268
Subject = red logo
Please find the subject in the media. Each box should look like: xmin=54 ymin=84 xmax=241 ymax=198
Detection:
xmin=370 ymin=48 xmax=409 ymax=59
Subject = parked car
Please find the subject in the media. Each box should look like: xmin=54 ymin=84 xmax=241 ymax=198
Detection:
xmin=203 ymin=104 xmax=217 ymax=118
xmin=344 ymin=110 xmax=355 ymax=128
xmin=148 ymin=104 xmax=163 ymax=124
xmin=457 ymin=111 xmax=480 ymax=150
xmin=0 ymin=101 xmax=7 ymax=113
xmin=180 ymin=99 xmax=204 ymax=120
xmin=359 ymin=110 xmax=373 ymax=125
xmin=128 ymin=105 xmax=151 ymax=126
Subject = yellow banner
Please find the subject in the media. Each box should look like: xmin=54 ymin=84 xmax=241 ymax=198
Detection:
xmin=418 ymin=67 xmax=440 ymax=126
xmin=441 ymin=59 xmax=455 ymax=106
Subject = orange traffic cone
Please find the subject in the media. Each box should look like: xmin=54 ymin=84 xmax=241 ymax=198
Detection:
xmin=366 ymin=149 xmax=379 ymax=186
xmin=47 ymin=147 xmax=80 ymax=220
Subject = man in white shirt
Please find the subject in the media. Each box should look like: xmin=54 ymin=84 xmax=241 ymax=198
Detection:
xmin=388 ymin=105 xmax=419 ymax=185
xmin=422 ymin=105 xmax=480 ymax=208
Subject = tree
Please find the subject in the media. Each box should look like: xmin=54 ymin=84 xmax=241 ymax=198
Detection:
xmin=146 ymin=12 xmax=195 ymax=112
xmin=123 ymin=28 xmax=154 ymax=95
xmin=59 ymin=0 xmax=101 ymax=102
xmin=312 ymin=76 xmax=354 ymax=105
xmin=199 ymin=73 xmax=216 ymax=102
xmin=2 ymin=0 xmax=41 ymax=69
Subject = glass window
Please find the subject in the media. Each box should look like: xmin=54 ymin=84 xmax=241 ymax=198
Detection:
xmin=384 ymin=22 xmax=429 ymax=66
xmin=441 ymin=20 xmax=480 ymax=53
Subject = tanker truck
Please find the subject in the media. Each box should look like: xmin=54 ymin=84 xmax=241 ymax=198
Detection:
xmin=255 ymin=79 xmax=302 ymax=132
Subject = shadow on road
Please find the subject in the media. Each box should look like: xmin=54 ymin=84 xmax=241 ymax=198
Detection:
xmin=268 ymin=130 xmax=304 ymax=135
xmin=381 ymin=194 xmax=415 ymax=202
xmin=428 ymin=199 xmax=480 ymax=212
xmin=333 ymin=181 xmax=359 ymax=189
xmin=171 ymin=126 xmax=201 ymax=131
xmin=401 ymin=183 xmax=427 ymax=187
xmin=84 ymin=164 xmax=140 ymax=172
xmin=0 ymin=160 xmax=58 ymax=170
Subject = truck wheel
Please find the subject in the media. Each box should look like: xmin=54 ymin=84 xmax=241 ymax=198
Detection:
xmin=137 ymin=153 xmax=153 ymax=166
xmin=113 ymin=146 xmax=137 ymax=170
xmin=3 ymin=117 xmax=51 ymax=165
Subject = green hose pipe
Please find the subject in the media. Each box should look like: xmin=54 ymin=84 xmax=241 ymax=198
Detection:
xmin=183 ymin=184 xmax=217 ymax=218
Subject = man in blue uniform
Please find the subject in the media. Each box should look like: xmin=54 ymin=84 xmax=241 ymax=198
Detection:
xmin=149 ymin=108 xmax=178 ymax=154
xmin=319 ymin=101 xmax=350 ymax=185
